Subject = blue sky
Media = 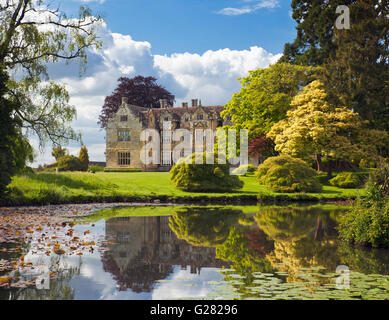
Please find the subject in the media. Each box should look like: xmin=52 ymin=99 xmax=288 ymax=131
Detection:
xmin=31 ymin=0 xmax=296 ymax=164
xmin=64 ymin=0 xmax=296 ymax=55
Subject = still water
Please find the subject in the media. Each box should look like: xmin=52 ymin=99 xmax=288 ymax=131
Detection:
xmin=0 ymin=205 xmax=388 ymax=300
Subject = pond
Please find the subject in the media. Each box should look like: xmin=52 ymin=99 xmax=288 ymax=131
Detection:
xmin=0 ymin=204 xmax=388 ymax=300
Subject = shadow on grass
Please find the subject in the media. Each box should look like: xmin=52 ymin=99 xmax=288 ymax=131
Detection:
xmin=24 ymin=173 xmax=115 ymax=191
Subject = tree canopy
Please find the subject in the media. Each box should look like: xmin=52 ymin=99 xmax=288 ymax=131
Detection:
xmin=267 ymin=80 xmax=389 ymax=174
xmin=322 ymin=0 xmax=389 ymax=131
xmin=221 ymin=63 xmax=318 ymax=135
xmin=0 ymin=0 xmax=103 ymax=147
xmin=98 ymin=75 xmax=175 ymax=128
xmin=280 ymin=0 xmax=358 ymax=66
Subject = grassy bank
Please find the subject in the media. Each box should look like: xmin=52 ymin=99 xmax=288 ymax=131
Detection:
xmin=3 ymin=171 xmax=365 ymax=206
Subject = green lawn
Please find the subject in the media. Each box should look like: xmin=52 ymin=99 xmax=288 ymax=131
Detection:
xmin=5 ymin=171 xmax=365 ymax=206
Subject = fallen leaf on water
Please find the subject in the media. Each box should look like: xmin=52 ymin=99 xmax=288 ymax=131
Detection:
xmin=53 ymin=248 xmax=65 ymax=255
xmin=0 ymin=276 xmax=12 ymax=285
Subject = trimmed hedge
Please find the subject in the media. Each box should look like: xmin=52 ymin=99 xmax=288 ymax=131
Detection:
xmin=255 ymin=155 xmax=322 ymax=193
xmin=103 ymin=168 xmax=142 ymax=172
xmin=89 ymin=165 xmax=104 ymax=173
xmin=170 ymin=152 xmax=244 ymax=192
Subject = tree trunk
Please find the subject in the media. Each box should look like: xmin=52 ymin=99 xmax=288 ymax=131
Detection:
xmin=315 ymin=154 xmax=322 ymax=172
xmin=327 ymin=160 xmax=333 ymax=178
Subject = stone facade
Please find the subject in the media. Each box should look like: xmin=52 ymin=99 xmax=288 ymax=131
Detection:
xmin=105 ymin=98 xmax=237 ymax=171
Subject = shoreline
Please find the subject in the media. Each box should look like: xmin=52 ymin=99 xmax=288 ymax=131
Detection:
xmin=0 ymin=193 xmax=355 ymax=208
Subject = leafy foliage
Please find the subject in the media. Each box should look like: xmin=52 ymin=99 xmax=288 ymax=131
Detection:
xmin=78 ymin=146 xmax=89 ymax=171
xmin=255 ymin=155 xmax=322 ymax=193
xmin=170 ymin=152 xmax=244 ymax=192
xmin=339 ymin=200 xmax=389 ymax=248
xmin=267 ymin=81 xmax=389 ymax=174
xmin=98 ymin=76 xmax=175 ymax=128
xmin=57 ymin=155 xmax=84 ymax=172
xmin=221 ymin=63 xmax=318 ymax=135
xmin=329 ymin=172 xmax=367 ymax=189
xmin=52 ymin=146 xmax=68 ymax=161
xmin=322 ymin=0 xmax=389 ymax=131
xmin=280 ymin=0 xmax=357 ymax=66
xmin=0 ymin=69 xmax=33 ymax=197
xmin=0 ymin=1 xmax=102 ymax=147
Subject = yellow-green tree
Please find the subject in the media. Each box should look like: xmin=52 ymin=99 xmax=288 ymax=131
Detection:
xmin=78 ymin=145 xmax=89 ymax=171
xmin=222 ymin=63 xmax=318 ymax=135
xmin=267 ymin=80 xmax=389 ymax=175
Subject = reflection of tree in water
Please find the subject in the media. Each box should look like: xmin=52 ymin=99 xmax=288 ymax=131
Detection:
xmin=169 ymin=207 xmax=244 ymax=247
xmin=255 ymin=206 xmax=345 ymax=282
xmin=216 ymin=227 xmax=275 ymax=279
xmin=337 ymin=243 xmax=389 ymax=275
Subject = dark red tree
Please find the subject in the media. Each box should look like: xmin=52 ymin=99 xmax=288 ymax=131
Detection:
xmin=98 ymin=76 xmax=175 ymax=128
xmin=248 ymin=135 xmax=275 ymax=158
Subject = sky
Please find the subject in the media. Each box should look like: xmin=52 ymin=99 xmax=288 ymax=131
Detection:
xmin=31 ymin=0 xmax=297 ymax=165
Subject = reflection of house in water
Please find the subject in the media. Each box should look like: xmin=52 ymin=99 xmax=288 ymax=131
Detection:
xmin=102 ymin=216 xmax=230 ymax=292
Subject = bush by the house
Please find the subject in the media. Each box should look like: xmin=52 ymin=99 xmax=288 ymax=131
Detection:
xmin=231 ymin=164 xmax=256 ymax=176
xmin=329 ymin=172 xmax=367 ymax=188
xmin=255 ymin=155 xmax=322 ymax=193
xmin=170 ymin=152 xmax=244 ymax=192
xmin=57 ymin=155 xmax=84 ymax=172
xmin=89 ymin=165 xmax=104 ymax=173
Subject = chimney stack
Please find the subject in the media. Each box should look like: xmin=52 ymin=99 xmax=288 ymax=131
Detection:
xmin=122 ymin=97 xmax=128 ymax=104
xmin=191 ymin=99 xmax=198 ymax=107
xmin=182 ymin=102 xmax=188 ymax=108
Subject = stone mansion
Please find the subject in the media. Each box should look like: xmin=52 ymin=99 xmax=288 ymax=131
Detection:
xmin=105 ymin=98 xmax=256 ymax=171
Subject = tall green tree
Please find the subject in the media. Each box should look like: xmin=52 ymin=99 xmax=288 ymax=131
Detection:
xmin=323 ymin=0 xmax=389 ymax=131
xmin=0 ymin=0 xmax=102 ymax=196
xmin=0 ymin=0 xmax=102 ymax=146
xmin=222 ymin=63 xmax=318 ymax=135
xmin=51 ymin=146 xmax=68 ymax=161
xmin=0 ymin=69 xmax=32 ymax=197
xmin=78 ymin=145 xmax=89 ymax=171
xmin=280 ymin=0 xmax=357 ymax=66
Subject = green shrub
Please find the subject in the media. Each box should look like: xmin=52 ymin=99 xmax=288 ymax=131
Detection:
xmin=255 ymin=155 xmax=322 ymax=193
xmin=57 ymin=155 xmax=84 ymax=172
xmin=367 ymin=162 xmax=389 ymax=196
xmin=89 ymin=165 xmax=104 ymax=173
xmin=329 ymin=172 xmax=367 ymax=188
xmin=103 ymin=168 xmax=142 ymax=172
xmin=170 ymin=152 xmax=244 ymax=192
xmin=339 ymin=200 xmax=389 ymax=248
xmin=231 ymin=164 xmax=256 ymax=176
xmin=359 ymin=158 xmax=376 ymax=169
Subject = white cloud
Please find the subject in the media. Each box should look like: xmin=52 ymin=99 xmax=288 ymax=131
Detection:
xmin=155 ymin=47 xmax=281 ymax=105
xmin=217 ymin=0 xmax=279 ymax=16
xmin=32 ymin=23 xmax=281 ymax=166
